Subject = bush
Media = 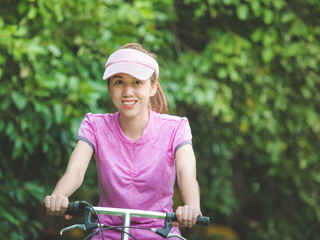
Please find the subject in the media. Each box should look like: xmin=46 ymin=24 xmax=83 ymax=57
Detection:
xmin=0 ymin=0 xmax=319 ymax=239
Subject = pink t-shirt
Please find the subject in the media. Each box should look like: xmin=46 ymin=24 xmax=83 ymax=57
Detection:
xmin=77 ymin=109 xmax=192 ymax=240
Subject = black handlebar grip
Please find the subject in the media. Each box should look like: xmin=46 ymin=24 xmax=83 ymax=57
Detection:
xmin=65 ymin=201 xmax=79 ymax=215
xmin=172 ymin=213 xmax=210 ymax=225
xmin=196 ymin=216 xmax=210 ymax=225
xmin=65 ymin=201 xmax=88 ymax=217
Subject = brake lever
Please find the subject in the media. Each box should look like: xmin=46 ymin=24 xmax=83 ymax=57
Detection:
xmin=155 ymin=212 xmax=175 ymax=238
xmin=60 ymin=223 xmax=105 ymax=235
xmin=61 ymin=204 xmax=104 ymax=236
xmin=167 ymin=233 xmax=187 ymax=240
xmin=60 ymin=224 xmax=86 ymax=235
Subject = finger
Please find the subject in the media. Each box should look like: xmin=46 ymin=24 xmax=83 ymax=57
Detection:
xmin=181 ymin=205 xmax=189 ymax=227
xmin=186 ymin=206 xmax=194 ymax=228
xmin=65 ymin=214 xmax=73 ymax=220
xmin=172 ymin=222 xmax=179 ymax=228
xmin=60 ymin=196 xmax=69 ymax=216
xmin=55 ymin=196 xmax=62 ymax=216
xmin=49 ymin=196 xmax=56 ymax=216
xmin=175 ymin=206 xmax=183 ymax=223
xmin=190 ymin=208 xmax=199 ymax=228
xmin=43 ymin=196 xmax=51 ymax=214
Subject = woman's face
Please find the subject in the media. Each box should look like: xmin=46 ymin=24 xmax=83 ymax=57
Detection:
xmin=108 ymin=73 xmax=157 ymax=119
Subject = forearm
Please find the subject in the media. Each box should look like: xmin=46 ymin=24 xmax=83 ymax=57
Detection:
xmin=44 ymin=141 xmax=92 ymax=217
xmin=178 ymin=173 xmax=201 ymax=210
xmin=175 ymin=144 xmax=201 ymax=211
xmin=51 ymin=140 xmax=92 ymax=197
xmin=175 ymin=167 xmax=202 ymax=228
xmin=51 ymin=170 xmax=84 ymax=197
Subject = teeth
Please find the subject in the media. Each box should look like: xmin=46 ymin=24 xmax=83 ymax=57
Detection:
xmin=123 ymin=101 xmax=136 ymax=106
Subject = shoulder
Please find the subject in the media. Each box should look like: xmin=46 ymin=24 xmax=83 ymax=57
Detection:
xmin=150 ymin=111 xmax=191 ymax=136
xmin=80 ymin=112 xmax=118 ymax=128
xmin=82 ymin=112 xmax=116 ymax=121
xmin=152 ymin=111 xmax=189 ymax=126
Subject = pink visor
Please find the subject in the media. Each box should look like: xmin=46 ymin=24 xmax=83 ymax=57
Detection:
xmin=103 ymin=49 xmax=159 ymax=80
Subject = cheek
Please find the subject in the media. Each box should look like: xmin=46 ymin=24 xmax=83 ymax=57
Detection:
xmin=138 ymin=88 xmax=153 ymax=101
xmin=108 ymin=86 xmax=119 ymax=96
xmin=108 ymin=88 xmax=120 ymax=104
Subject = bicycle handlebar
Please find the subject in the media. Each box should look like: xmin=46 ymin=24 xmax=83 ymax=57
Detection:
xmin=66 ymin=201 xmax=210 ymax=226
xmin=61 ymin=201 xmax=210 ymax=240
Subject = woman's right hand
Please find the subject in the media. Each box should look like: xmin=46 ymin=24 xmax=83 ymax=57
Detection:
xmin=43 ymin=194 xmax=72 ymax=220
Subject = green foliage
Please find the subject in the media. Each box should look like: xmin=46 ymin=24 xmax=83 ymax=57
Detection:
xmin=0 ymin=0 xmax=320 ymax=239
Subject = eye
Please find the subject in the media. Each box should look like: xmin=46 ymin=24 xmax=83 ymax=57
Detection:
xmin=115 ymin=80 xmax=123 ymax=84
xmin=134 ymin=80 xmax=143 ymax=85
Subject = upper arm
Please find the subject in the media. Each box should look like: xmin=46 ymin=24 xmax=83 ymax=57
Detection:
xmin=65 ymin=140 xmax=94 ymax=178
xmin=175 ymin=143 xmax=197 ymax=180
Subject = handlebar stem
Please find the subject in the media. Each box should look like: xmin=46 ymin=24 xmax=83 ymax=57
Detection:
xmin=122 ymin=212 xmax=131 ymax=240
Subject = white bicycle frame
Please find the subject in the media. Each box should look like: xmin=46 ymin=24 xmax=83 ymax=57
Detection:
xmin=60 ymin=205 xmax=186 ymax=240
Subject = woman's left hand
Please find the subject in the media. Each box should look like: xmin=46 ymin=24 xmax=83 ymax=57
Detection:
xmin=173 ymin=205 xmax=202 ymax=228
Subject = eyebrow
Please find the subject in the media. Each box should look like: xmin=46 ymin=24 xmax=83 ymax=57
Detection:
xmin=111 ymin=75 xmax=123 ymax=79
xmin=111 ymin=75 xmax=139 ymax=80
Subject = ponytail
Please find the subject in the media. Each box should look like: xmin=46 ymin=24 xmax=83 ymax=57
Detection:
xmin=149 ymin=75 xmax=167 ymax=114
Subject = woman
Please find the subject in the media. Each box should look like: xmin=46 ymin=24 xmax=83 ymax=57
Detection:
xmin=44 ymin=43 xmax=201 ymax=239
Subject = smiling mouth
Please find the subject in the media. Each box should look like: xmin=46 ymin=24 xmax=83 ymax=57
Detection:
xmin=123 ymin=100 xmax=136 ymax=105
xmin=122 ymin=100 xmax=137 ymax=109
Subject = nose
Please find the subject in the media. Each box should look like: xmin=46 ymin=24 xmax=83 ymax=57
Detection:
xmin=122 ymin=83 xmax=133 ymax=97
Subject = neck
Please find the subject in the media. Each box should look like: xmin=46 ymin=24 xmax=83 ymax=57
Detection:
xmin=118 ymin=109 xmax=149 ymax=142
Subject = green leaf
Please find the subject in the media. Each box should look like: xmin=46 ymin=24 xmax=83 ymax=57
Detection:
xmin=222 ymin=0 xmax=233 ymax=5
xmin=228 ymin=66 xmax=241 ymax=82
xmin=250 ymin=0 xmax=261 ymax=17
xmin=47 ymin=44 xmax=61 ymax=57
xmin=263 ymin=9 xmax=274 ymax=24
xmin=25 ymin=182 xmax=45 ymax=200
xmin=27 ymin=6 xmax=37 ymax=19
xmin=0 ymin=210 xmax=20 ymax=225
xmin=281 ymin=12 xmax=295 ymax=23
xmin=54 ymin=104 xmax=63 ymax=124
xmin=0 ymin=96 xmax=11 ymax=110
xmin=0 ymin=120 xmax=4 ymax=131
xmin=217 ymin=67 xmax=228 ymax=79
xmin=262 ymin=47 xmax=275 ymax=63
xmin=11 ymin=92 xmax=27 ymax=110
xmin=237 ymin=4 xmax=249 ymax=21
xmin=12 ymin=138 xmax=23 ymax=159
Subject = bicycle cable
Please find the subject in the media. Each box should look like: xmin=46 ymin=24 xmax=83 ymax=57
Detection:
xmin=83 ymin=226 xmax=148 ymax=240
xmin=87 ymin=203 xmax=105 ymax=240
xmin=85 ymin=203 xmax=152 ymax=240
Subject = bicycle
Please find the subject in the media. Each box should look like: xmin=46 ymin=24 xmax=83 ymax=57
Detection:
xmin=60 ymin=201 xmax=210 ymax=240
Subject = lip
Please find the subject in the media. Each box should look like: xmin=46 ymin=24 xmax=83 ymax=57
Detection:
xmin=122 ymin=100 xmax=137 ymax=109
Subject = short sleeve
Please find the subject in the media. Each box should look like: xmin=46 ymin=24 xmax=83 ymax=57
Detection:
xmin=172 ymin=117 xmax=192 ymax=155
xmin=77 ymin=113 xmax=97 ymax=154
